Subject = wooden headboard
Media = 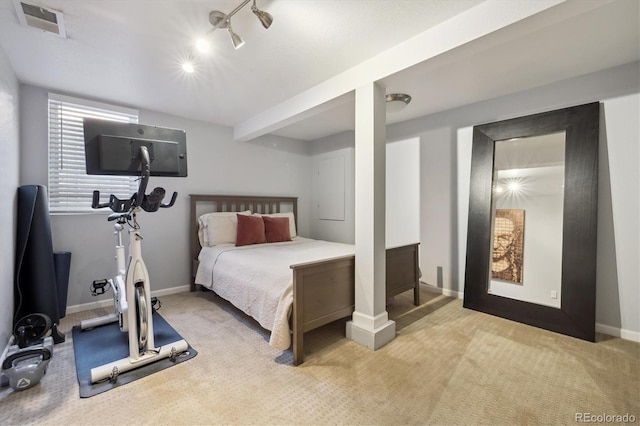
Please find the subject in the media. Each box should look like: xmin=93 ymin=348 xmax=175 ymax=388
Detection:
xmin=189 ymin=194 xmax=298 ymax=291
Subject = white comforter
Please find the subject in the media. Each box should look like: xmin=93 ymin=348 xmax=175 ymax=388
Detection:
xmin=195 ymin=237 xmax=355 ymax=350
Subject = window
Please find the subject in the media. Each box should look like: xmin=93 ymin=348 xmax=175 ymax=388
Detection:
xmin=48 ymin=93 xmax=139 ymax=213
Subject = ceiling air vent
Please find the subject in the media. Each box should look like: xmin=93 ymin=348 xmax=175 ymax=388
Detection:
xmin=13 ymin=0 xmax=67 ymax=38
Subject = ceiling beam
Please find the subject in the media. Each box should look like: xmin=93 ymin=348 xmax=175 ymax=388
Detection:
xmin=233 ymin=0 xmax=568 ymax=141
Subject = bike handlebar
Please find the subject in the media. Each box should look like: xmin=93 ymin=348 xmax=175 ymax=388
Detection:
xmin=92 ymin=190 xmax=108 ymax=209
xmin=91 ymin=146 xmax=178 ymax=214
xmin=92 ymin=189 xmax=178 ymax=214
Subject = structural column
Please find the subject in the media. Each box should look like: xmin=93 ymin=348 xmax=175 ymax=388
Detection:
xmin=346 ymin=81 xmax=396 ymax=349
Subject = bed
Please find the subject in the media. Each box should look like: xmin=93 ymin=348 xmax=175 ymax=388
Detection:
xmin=190 ymin=194 xmax=420 ymax=365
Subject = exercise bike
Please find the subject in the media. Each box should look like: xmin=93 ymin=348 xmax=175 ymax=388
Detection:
xmin=80 ymin=146 xmax=188 ymax=384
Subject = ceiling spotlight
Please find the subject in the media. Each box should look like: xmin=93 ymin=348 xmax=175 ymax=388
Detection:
xmin=195 ymin=38 xmax=210 ymax=53
xmin=251 ymin=0 xmax=273 ymax=29
xmin=386 ymin=93 xmax=411 ymax=113
xmin=227 ymin=21 xmax=245 ymax=50
xmin=181 ymin=60 xmax=195 ymax=73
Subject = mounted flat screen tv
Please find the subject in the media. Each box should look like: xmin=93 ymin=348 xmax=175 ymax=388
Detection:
xmin=83 ymin=118 xmax=187 ymax=177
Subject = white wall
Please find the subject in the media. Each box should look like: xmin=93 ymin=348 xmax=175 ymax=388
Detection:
xmin=19 ymin=85 xmax=312 ymax=308
xmin=596 ymin=93 xmax=640 ymax=340
xmin=309 ymin=137 xmax=420 ymax=247
xmin=386 ymin=137 xmax=420 ymax=248
xmin=0 ymin=45 xmax=20 ymax=349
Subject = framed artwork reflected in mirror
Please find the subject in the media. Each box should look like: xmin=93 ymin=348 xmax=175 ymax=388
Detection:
xmin=491 ymin=208 xmax=525 ymax=285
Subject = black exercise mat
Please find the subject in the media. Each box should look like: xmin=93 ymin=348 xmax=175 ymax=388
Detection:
xmin=72 ymin=310 xmax=197 ymax=398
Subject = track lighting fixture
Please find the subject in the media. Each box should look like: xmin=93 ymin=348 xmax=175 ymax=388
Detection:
xmin=207 ymin=0 xmax=272 ymax=49
xmin=181 ymin=0 xmax=273 ymax=72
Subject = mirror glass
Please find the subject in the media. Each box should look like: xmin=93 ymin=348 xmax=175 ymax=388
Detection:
xmin=488 ymin=132 xmax=565 ymax=308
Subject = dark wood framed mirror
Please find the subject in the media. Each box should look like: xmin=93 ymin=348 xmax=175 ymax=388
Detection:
xmin=463 ymin=102 xmax=599 ymax=341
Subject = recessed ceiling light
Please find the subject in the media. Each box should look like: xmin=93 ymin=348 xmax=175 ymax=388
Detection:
xmin=182 ymin=61 xmax=195 ymax=73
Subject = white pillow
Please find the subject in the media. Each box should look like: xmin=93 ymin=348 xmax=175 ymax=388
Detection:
xmin=253 ymin=212 xmax=297 ymax=238
xmin=198 ymin=211 xmax=251 ymax=246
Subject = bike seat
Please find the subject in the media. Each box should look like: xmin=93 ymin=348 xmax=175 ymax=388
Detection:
xmin=108 ymin=212 xmax=132 ymax=222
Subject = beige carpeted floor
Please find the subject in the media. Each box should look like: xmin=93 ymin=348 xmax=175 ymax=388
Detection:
xmin=1 ymin=288 xmax=638 ymax=425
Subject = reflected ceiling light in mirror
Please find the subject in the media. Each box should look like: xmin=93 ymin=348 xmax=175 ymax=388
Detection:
xmin=507 ymin=181 xmax=521 ymax=192
xmin=386 ymin=93 xmax=411 ymax=113
xmin=494 ymin=177 xmax=528 ymax=199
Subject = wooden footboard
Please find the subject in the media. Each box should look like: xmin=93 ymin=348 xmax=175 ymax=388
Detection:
xmin=189 ymin=194 xmax=420 ymax=365
xmin=290 ymin=242 xmax=420 ymax=365
xmin=386 ymin=244 xmax=421 ymax=306
xmin=291 ymin=255 xmax=356 ymax=366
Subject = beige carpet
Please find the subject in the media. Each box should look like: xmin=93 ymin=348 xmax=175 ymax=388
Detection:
xmin=1 ymin=288 xmax=638 ymax=425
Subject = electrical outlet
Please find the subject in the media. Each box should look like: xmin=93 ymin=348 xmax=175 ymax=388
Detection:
xmin=551 ymin=290 xmax=557 ymax=299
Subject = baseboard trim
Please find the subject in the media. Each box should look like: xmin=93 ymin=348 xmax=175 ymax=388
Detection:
xmin=65 ymin=285 xmax=191 ymax=315
xmin=596 ymin=323 xmax=640 ymax=343
xmin=420 ymin=282 xmax=463 ymax=299
xmin=419 ymin=283 xmax=639 ymax=342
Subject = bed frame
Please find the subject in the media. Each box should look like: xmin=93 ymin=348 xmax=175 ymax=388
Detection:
xmin=189 ymin=194 xmax=420 ymax=365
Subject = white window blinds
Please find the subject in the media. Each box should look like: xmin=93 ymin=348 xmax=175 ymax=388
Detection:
xmin=48 ymin=94 xmax=139 ymax=213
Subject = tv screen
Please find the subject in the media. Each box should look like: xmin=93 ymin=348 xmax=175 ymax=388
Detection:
xmin=83 ymin=118 xmax=187 ymax=177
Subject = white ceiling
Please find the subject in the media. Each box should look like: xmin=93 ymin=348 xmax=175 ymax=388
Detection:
xmin=0 ymin=0 xmax=638 ymax=142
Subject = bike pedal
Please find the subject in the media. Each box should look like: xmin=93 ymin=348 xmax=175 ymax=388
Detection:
xmin=151 ymin=297 xmax=161 ymax=311
xmin=90 ymin=279 xmax=109 ymax=296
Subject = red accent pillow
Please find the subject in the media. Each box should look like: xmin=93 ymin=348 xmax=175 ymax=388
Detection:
xmin=236 ymin=214 xmax=266 ymax=246
xmin=263 ymin=216 xmax=291 ymax=243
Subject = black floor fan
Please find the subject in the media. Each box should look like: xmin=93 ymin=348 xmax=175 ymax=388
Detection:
xmin=14 ymin=185 xmax=70 ymax=344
